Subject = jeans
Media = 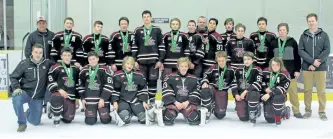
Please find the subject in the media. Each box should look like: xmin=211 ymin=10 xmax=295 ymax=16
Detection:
xmin=12 ymin=91 xmax=43 ymax=126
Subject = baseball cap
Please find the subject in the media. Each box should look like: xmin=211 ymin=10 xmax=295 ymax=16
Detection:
xmin=37 ymin=16 xmax=47 ymax=22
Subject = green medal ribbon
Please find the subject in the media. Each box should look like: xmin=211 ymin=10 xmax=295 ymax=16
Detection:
xmin=120 ymin=31 xmax=129 ymax=52
xmin=89 ymin=65 xmax=99 ymax=88
xmin=143 ymin=26 xmax=153 ymax=46
xmin=61 ymin=61 xmax=73 ymax=86
xmin=278 ymin=37 xmax=288 ymax=58
xmin=218 ymin=66 xmax=227 ymax=90
xmin=93 ymin=34 xmax=102 ymax=54
xmin=125 ymin=70 xmax=133 ymax=89
xmin=171 ymin=31 xmax=179 ymax=52
xmin=269 ymin=72 xmax=279 ymax=88
xmin=243 ymin=64 xmax=253 ymax=81
xmin=63 ymin=31 xmax=72 ymax=48
xmin=258 ymin=32 xmax=266 ymax=52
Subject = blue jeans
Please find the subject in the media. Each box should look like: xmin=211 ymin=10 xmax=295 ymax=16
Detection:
xmin=12 ymin=92 xmax=43 ymax=126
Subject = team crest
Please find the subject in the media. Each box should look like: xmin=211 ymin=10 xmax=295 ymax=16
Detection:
xmin=125 ymin=83 xmax=138 ymax=91
xmin=217 ymin=37 xmax=222 ymax=42
xmin=89 ymin=80 xmax=100 ymax=90
xmin=176 ymin=85 xmax=189 ymax=97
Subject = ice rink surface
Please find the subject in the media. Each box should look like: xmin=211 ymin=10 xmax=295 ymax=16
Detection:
xmin=0 ymin=100 xmax=333 ymax=139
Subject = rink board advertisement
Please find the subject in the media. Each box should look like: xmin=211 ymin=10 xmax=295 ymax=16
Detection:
xmin=297 ymin=54 xmax=333 ymax=93
xmin=0 ymin=54 xmax=8 ymax=99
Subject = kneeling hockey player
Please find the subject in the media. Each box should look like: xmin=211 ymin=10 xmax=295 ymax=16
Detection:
xmin=231 ymin=52 xmax=262 ymax=123
xmin=78 ymin=51 xmax=113 ymax=125
xmin=162 ymin=57 xmax=201 ymax=125
xmin=201 ymin=51 xmax=235 ymax=120
xmin=112 ymin=56 xmax=150 ymax=125
xmin=47 ymin=47 xmax=80 ymax=126
xmin=261 ymin=57 xmax=291 ymax=125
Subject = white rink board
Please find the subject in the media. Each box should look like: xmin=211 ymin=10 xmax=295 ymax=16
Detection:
xmin=0 ymin=100 xmax=333 ymax=139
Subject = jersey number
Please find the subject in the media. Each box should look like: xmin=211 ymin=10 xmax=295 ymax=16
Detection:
xmin=107 ymin=77 xmax=112 ymax=84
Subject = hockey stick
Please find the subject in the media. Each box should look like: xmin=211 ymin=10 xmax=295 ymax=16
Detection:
xmin=154 ymin=101 xmax=165 ymax=126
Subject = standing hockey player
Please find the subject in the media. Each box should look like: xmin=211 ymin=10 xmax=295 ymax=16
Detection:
xmin=202 ymin=18 xmax=223 ymax=72
xmin=187 ymin=20 xmax=205 ymax=79
xmin=81 ymin=21 xmax=110 ymax=66
xmin=271 ymin=23 xmax=302 ymax=118
xmin=78 ymin=51 xmax=113 ymax=125
xmin=47 ymin=47 xmax=80 ymax=126
xmin=51 ymin=17 xmax=83 ymax=68
xmin=109 ymin=17 xmax=135 ymax=71
xmin=249 ymin=17 xmax=276 ymax=69
xmin=231 ymin=52 xmax=262 ymax=123
xmin=132 ymin=10 xmax=164 ymax=104
xmin=162 ymin=57 xmax=201 ymax=125
xmin=112 ymin=56 xmax=149 ymax=125
xmin=201 ymin=51 xmax=235 ymax=120
xmin=162 ymin=18 xmax=190 ymax=80
xmin=220 ymin=18 xmax=236 ymax=49
xmin=261 ymin=57 xmax=291 ymax=125
xmin=226 ymin=23 xmax=255 ymax=69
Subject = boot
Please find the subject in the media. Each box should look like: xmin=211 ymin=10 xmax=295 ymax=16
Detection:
xmin=17 ymin=124 xmax=27 ymax=132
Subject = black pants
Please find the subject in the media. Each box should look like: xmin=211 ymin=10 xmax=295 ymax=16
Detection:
xmin=139 ymin=63 xmax=159 ymax=103
xmin=118 ymin=100 xmax=146 ymax=124
xmin=263 ymin=94 xmax=286 ymax=123
xmin=84 ymin=101 xmax=111 ymax=125
xmin=50 ymin=92 xmax=76 ymax=123
xmin=234 ymin=91 xmax=261 ymax=121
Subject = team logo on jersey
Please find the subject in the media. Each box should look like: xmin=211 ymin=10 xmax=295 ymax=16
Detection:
xmin=89 ymin=80 xmax=100 ymax=90
xmin=217 ymin=37 xmax=222 ymax=42
xmin=125 ymin=82 xmax=138 ymax=91
xmin=63 ymin=77 xmax=75 ymax=87
xmin=143 ymin=37 xmax=155 ymax=46
xmin=176 ymin=85 xmax=189 ymax=97
xmin=234 ymin=48 xmax=245 ymax=57
xmin=240 ymin=79 xmax=249 ymax=90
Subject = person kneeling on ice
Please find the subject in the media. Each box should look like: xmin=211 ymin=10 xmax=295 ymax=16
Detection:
xmin=261 ymin=57 xmax=291 ymax=125
xmin=47 ymin=47 xmax=80 ymax=126
xmin=112 ymin=56 xmax=150 ymax=125
xmin=201 ymin=51 xmax=235 ymax=120
xmin=162 ymin=57 xmax=201 ymax=125
xmin=78 ymin=51 xmax=113 ymax=125
xmin=231 ymin=52 xmax=262 ymax=123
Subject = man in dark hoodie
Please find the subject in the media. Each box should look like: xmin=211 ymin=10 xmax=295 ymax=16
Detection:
xmin=271 ymin=23 xmax=302 ymax=118
xmin=25 ymin=16 xmax=55 ymax=60
xmin=298 ymin=13 xmax=330 ymax=121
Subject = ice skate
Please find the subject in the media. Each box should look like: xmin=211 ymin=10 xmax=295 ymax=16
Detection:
xmin=146 ymin=103 xmax=156 ymax=126
xmin=274 ymin=116 xmax=281 ymax=125
xmin=282 ymin=106 xmax=291 ymax=120
xmin=53 ymin=116 xmax=60 ymax=127
xmin=249 ymin=111 xmax=257 ymax=124
xmin=46 ymin=102 xmax=53 ymax=119
xmin=199 ymin=107 xmax=208 ymax=125
xmin=256 ymin=104 xmax=262 ymax=118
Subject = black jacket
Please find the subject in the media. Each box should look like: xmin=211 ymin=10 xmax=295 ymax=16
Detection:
xmin=162 ymin=72 xmax=201 ymax=105
xmin=25 ymin=29 xmax=55 ymax=60
xmin=81 ymin=34 xmax=110 ymax=66
xmin=10 ymin=58 xmax=52 ymax=99
xmin=187 ymin=32 xmax=205 ymax=64
xmin=226 ymin=37 xmax=255 ymax=68
xmin=271 ymin=37 xmax=301 ymax=79
xmin=201 ymin=64 xmax=235 ymax=91
xmin=163 ymin=31 xmax=190 ymax=68
xmin=109 ymin=31 xmax=135 ymax=67
xmin=231 ymin=65 xmax=262 ymax=97
xmin=262 ymin=68 xmax=291 ymax=96
xmin=203 ymin=30 xmax=223 ymax=67
xmin=298 ymin=28 xmax=331 ymax=71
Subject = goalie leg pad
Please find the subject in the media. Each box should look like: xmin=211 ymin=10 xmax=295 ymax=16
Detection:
xmin=118 ymin=101 xmax=132 ymax=124
xmin=85 ymin=104 xmax=98 ymax=125
xmin=98 ymin=102 xmax=111 ymax=124
xmin=272 ymin=94 xmax=286 ymax=117
xmin=130 ymin=102 xmax=146 ymax=123
xmin=183 ymin=104 xmax=200 ymax=125
xmin=214 ymin=90 xmax=228 ymax=119
xmin=235 ymin=100 xmax=249 ymax=121
xmin=163 ymin=105 xmax=178 ymax=125
xmin=62 ymin=99 xmax=75 ymax=122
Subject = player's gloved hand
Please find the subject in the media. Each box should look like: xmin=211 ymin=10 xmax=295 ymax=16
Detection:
xmin=12 ymin=89 xmax=23 ymax=97
xmin=265 ymin=88 xmax=272 ymax=94
xmin=261 ymin=94 xmax=270 ymax=101
xmin=202 ymin=83 xmax=209 ymax=88
xmin=174 ymin=101 xmax=183 ymax=110
xmin=113 ymin=102 xmax=119 ymax=111
xmin=143 ymin=102 xmax=149 ymax=110
xmin=235 ymin=95 xmax=241 ymax=101
xmin=98 ymin=99 xmax=105 ymax=109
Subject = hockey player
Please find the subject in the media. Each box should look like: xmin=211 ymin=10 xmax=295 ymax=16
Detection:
xmin=109 ymin=17 xmax=135 ymax=71
xmin=162 ymin=18 xmax=190 ymax=80
xmin=112 ymin=56 xmax=149 ymax=124
xmin=231 ymin=52 xmax=262 ymax=123
xmin=81 ymin=21 xmax=110 ymax=66
xmin=261 ymin=57 xmax=291 ymax=125
xmin=220 ymin=18 xmax=236 ymax=49
xmin=201 ymin=51 xmax=235 ymax=119
xmin=271 ymin=23 xmax=302 ymax=118
xmin=132 ymin=10 xmax=164 ymax=104
xmin=162 ymin=57 xmax=201 ymax=125
xmin=187 ymin=20 xmax=205 ymax=79
xmin=249 ymin=17 xmax=276 ymax=69
xmin=51 ymin=17 xmax=83 ymax=68
xmin=202 ymin=18 xmax=223 ymax=73
xmin=78 ymin=51 xmax=113 ymax=125
xmin=226 ymin=23 xmax=255 ymax=69
xmin=47 ymin=47 xmax=80 ymax=126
